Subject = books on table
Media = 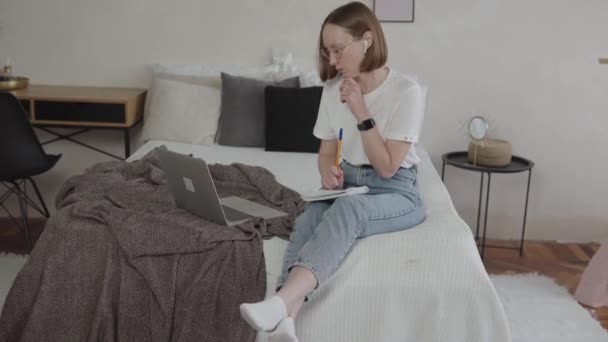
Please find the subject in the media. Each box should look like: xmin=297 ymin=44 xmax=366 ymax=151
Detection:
xmin=301 ymin=186 xmax=369 ymax=202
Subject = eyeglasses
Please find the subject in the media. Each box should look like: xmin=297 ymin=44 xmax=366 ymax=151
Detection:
xmin=321 ymin=37 xmax=361 ymax=61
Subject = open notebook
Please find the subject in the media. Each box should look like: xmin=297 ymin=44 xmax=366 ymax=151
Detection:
xmin=301 ymin=186 xmax=369 ymax=202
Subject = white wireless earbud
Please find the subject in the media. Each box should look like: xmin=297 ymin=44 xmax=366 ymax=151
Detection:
xmin=363 ymin=41 xmax=368 ymax=54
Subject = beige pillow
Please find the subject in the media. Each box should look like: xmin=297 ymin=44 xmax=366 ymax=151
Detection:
xmin=141 ymin=76 xmax=221 ymax=145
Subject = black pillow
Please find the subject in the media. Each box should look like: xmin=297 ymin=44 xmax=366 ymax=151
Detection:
xmin=264 ymin=86 xmax=323 ymax=153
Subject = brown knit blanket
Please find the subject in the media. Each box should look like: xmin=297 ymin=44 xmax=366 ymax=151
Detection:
xmin=0 ymin=148 xmax=304 ymax=342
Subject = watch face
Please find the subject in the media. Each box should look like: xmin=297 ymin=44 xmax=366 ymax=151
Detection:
xmin=358 ymin=118 xmax=375 ymax=131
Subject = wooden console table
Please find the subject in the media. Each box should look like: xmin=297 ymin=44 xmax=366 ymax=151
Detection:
xmin=13 ymin=85 xmax=147 ymax=160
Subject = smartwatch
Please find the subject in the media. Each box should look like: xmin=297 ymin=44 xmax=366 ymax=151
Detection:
xmin=357 ymin=118 xmax=376 ymax=131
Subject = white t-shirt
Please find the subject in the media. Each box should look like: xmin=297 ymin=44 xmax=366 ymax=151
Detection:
xmin=313 ymin=67 xmax=425 ymax=168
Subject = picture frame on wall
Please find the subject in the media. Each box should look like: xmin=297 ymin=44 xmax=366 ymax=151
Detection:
xmin=373 ymin=0 xmax=415 ymax=23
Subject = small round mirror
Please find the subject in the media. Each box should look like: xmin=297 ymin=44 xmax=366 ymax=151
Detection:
xmin=468 ymin=116 xmax=488 ymax=141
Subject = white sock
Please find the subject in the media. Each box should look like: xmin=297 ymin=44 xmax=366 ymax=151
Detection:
xmin=268 ymin=317 xmax=298 ymax=342
xmin=240 ymin=295 xmax=287 ymax=332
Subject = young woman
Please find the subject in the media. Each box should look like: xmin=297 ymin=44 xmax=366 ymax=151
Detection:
xmin=240 ymin=2 xmax=426 ymax=341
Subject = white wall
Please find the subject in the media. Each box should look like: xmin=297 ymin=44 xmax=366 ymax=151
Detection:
xmin=1 ymin=0 xmax=607 ymax=242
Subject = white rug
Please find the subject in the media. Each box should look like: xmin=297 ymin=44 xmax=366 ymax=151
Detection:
xmin=1 ymin=255 xmax=607 ymax=341
xmin=0 ymin=254 xmax=28 ymax=310
xmin=492 ymin=273 xmax=608 ymax=342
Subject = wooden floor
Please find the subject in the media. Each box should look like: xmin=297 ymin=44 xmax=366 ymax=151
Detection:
xmin=0 ymin=217 xmax=46 ymax=255
xmin=1 ymin=218 xmax=607 ymax=331
xmin=484 ymin=239 xmax=608 ymax=331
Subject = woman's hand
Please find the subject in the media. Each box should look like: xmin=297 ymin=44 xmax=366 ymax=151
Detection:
xmin=340 ymin=77 xmax=369 ymax=121
xmin=321 ymin=165 xmax=344 ymax=190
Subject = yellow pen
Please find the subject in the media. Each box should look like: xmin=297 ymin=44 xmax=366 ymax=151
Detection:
xmin=335 ymin=128 xmax=343 ymax=168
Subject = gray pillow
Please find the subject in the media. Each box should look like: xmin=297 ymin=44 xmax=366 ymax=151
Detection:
xmin=217 ymin=72 xmax=300 ymax=147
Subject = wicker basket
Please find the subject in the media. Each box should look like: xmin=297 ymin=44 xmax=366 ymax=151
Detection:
xmin=468 ymin=138 xmax=512 ymax=167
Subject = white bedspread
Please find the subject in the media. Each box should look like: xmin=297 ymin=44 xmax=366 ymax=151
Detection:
xmin=128 ymin=140 xmax=511 ymax=342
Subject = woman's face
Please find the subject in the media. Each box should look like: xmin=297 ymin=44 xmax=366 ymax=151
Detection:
xmin=321 ymin=24 xmax=365 ymax=78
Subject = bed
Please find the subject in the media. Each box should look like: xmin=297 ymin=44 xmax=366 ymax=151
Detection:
xmin=127 ymin=140 xmax=511 ymax=342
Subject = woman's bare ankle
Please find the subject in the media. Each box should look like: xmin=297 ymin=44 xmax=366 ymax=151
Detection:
xmin=276 ymin=265 xmax=317 ymax=317
xmin=289 ymin=297 xmax=305 ymax=318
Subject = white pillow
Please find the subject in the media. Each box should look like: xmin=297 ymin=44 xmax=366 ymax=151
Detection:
xmin=142 ymin=63 xmax=284 ymax=145
xmin=141 ymin=76 xmax=221 ymax=145
xmin=141 ymin=59 xmax=322 ymax=145
xmin=267 ymin=48 xmax=323 ymax=86
xmin=299 ymin=70 xmax=323 ymax=87
xmin=149 ymin=63 xmax=280 ymax=80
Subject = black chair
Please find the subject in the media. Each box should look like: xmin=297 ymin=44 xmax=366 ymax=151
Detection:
xmin=0 ymin=92 xmax=61 ymax=251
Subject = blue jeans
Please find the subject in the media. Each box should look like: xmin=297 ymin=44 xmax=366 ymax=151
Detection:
xmin=276 ymin=161 xmax=426 ymax=297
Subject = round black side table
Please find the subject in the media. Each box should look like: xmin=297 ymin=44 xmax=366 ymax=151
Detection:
xmin=441 ymin=152 xmax=534 ymax=259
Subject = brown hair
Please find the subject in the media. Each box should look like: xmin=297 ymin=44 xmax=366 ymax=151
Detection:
xmin=318 ymin=2 xmax=388 ymax=81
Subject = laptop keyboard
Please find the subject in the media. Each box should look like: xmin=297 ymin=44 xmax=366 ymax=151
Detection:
xmin=222 ymin=205 xmax=252 ymax=222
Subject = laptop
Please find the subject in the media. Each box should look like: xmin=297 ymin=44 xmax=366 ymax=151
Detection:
xmin=156 ymin=148 xmax=288 ymax=226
